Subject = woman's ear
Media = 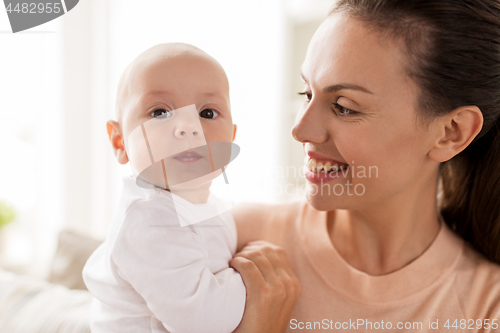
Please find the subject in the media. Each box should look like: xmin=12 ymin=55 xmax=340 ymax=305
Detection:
xmin=428 ymin=106 xmax=484 ymax=163
xmin=106 ymin=120 xmax=129 ymax=165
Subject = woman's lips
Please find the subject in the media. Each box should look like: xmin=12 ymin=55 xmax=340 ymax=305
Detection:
xmin=306 ymin=151 xmax=348 ymax=166
xmin=303 ymin=165 xmax=350 ymax=183
xmin=173 ymin=151 xmax=203 ymax=163
xmin=304 ymin=151 xmax=350 ymax=183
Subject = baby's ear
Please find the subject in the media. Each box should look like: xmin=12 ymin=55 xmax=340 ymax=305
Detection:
xmin=232 ymin=124 xmax=237 ymax=142
xmin=106 ymin=120 xmax=129 ymax=164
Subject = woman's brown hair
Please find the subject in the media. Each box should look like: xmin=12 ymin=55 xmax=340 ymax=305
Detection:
xmin=330 ymin=0 xmax=500 ymax=264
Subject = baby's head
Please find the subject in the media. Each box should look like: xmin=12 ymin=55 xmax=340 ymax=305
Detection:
xmin=107 ymin=43 xmax=237 ymax=198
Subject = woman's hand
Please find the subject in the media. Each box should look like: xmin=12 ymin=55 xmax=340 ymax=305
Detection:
xmin=229 ymin=240 xmax=301 ymax=333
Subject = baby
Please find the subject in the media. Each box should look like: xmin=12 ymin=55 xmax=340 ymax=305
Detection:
xmin=82 ymin=43 xmax=245 ymax=333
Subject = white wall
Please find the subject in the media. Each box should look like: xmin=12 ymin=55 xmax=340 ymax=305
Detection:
xmin=0 ymin=11 xmax=63 ymax=278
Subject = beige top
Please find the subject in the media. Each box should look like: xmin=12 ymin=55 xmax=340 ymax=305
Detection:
xmin=233 ymin=201 xmax=500 ymax=333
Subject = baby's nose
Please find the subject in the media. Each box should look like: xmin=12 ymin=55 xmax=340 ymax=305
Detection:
xmin=174 ymin=123 xmax=201 ymax=139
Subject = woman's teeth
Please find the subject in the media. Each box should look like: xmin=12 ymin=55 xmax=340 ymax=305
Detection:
xmin=307 ymin=158 xmax=349 ymax=173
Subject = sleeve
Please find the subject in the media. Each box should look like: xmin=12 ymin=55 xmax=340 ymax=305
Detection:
xmin=111 ymin=201 xmax=246 ymax=333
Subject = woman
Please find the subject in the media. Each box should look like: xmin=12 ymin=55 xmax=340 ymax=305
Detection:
xmin=230 ymin=1 xmax=500 ymax=332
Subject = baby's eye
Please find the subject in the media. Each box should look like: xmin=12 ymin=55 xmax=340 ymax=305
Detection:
xmin=150 ymin=109 xmax=172 ymax=118
xmin=199 ymin=109 xmax=219 ymax=119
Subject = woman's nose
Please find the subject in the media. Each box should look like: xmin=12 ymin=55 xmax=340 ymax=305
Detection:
xmin=291 ymin=100 xmax=328 ymax=144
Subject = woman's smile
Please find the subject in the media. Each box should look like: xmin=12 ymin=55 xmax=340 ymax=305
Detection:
xmin=304 ymin=151 xmax=350 ymax=183
xmin=303 ymin=165 xmax=350 ymax=184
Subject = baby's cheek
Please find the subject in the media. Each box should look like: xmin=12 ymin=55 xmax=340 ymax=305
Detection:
xmin=203 ymin=122 xmax=234 ymax=143
xmin=125 ymin=125 xmax=170 ymax=189
xmin=126 ymin=126 xmax=153 ymax=177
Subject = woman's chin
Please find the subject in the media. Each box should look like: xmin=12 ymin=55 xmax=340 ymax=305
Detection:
xmin=305 ymin=191 xmax=342 ymax=211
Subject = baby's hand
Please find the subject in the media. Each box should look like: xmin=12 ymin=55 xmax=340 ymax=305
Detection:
xmin=229 ymin=240 xmax=301 ymax=333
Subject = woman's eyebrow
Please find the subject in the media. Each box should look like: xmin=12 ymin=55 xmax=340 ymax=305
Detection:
xmin=300 ymin=70 xmax=374 ymax=95
xmin=323 ymin=83 xmax=374 ymax=95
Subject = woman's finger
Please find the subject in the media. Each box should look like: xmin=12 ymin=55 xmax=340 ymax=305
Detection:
xmin=231 ymin=240 xmax=302 ymax=333
xmin=261 ymin=247 xmax=301 ymax=300
xmin=236 ymin=241 xmax=301 ymax=303
xmin=229 ymin=256 xmax=267 ymax=291
xmin=233 ymin=249 xmax=282 ymax=286
xmin=242 ymin=241 xmax=296 ymax=278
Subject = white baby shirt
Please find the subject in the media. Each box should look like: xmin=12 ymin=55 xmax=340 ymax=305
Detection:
xmin=82 ymin=175 xmax=246 ymax=333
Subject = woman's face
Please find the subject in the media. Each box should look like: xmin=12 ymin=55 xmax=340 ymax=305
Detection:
xmin=292 ymin=12 xmax=440 ymax=211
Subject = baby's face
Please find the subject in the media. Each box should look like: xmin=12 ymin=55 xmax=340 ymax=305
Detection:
xmin=118 ymin=52 xmax=236 ymax=190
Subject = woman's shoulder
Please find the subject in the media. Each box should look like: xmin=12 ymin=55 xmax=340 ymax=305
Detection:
xmin=232 ymin=200 xmax=304 ymax=251
xmin=232 ymin=200 xmax=303 ymax=222
xmin=454 ymin=241 xmax=500 ymax=318
xmin=458 ymin=241 xmax=500 ymax=284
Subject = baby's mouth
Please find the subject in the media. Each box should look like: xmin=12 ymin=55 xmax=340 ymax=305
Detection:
xmin=306 ymin=157 xmax=350 ymax=173
xmin=172 ymin=150 xmax=203 ymax=163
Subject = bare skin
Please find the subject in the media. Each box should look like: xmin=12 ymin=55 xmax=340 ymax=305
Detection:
xmin=291 ymin=12 xmax=483 ymax=275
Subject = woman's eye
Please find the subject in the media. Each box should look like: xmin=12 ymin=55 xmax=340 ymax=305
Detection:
xmin=332 ymin=103 xmax=357 ymax=117
xmin=199 ymin=109 xmax=219 ymax=119
xmin=298 ymin=91 xmax=312 ymax=102
xmin=150 ymin=109 xmax=172 ymax=118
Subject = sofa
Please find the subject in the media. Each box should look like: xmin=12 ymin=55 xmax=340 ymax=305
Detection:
xmin=0 ymin=229 xmax=103 ymax=333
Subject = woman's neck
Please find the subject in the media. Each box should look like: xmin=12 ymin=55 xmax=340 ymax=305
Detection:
xmin=327 ymin=183 xmax=441 ymax=276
